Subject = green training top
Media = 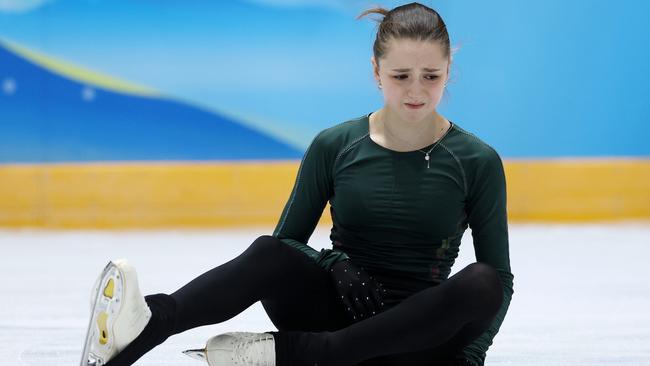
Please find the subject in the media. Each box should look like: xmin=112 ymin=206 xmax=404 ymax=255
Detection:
xmin=272 ymin=112 xmax=514 ymax=366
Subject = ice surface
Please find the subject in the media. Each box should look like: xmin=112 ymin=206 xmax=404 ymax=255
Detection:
xmin=1 ymin=223 xmax=649 ymax=365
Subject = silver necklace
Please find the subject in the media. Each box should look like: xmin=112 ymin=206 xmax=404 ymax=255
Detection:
xmin=382 ymin=118 xmax=453 ymax=169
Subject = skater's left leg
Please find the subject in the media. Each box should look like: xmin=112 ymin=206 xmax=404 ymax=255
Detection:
xmin=272 ymin=262 xmax=504 ymax=366
xmin=354 ymin=312 xmax=496 ymax=366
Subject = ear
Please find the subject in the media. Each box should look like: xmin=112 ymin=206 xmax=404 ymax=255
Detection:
xmin=371 ymin=56 xmax=380 ymax=81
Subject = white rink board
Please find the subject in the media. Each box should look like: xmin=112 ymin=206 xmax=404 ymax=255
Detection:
xmin=1 ymin=223 xmax=649 ymax=365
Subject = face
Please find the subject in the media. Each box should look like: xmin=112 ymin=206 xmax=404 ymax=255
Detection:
xmin=372 ymin=38 xmax=450 ymax=123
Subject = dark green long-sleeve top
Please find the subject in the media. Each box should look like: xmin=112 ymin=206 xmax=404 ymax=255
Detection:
xmin=272 ymin=112 xmax=514 ymax=366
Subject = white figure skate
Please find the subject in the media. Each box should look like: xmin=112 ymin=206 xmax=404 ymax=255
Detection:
xmin=79 ymin=259 xmax=152 ymax=366
xmin=182 ymin=332 xmax=276 ymax=366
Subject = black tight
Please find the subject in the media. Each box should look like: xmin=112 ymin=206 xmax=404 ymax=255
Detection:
xmin=105 ymin=235 xmax=503 ymax=366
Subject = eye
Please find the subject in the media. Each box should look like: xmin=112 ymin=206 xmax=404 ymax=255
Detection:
xmin=392 ymin=74 xmax=440 ymax=81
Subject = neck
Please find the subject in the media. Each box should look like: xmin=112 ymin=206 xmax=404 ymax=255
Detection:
xmin=371 ymin=108 xmax=449 ymax=151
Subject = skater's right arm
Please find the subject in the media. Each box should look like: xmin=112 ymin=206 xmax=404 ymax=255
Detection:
xmin=272 ymin=128 xmax=350 ymax=271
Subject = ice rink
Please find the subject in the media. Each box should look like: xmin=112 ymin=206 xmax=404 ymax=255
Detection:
xmin=1 ymin=222 xmax=649 ymax=366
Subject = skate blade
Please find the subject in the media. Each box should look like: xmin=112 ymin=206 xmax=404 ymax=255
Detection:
xmin=79 ymin=261 xmax=123 ymax=366
xmin=182 ymin=348 xmax=208 ymax=362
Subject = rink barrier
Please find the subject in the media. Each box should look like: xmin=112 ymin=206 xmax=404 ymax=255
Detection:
xmin=0 ymin=158 xmax=648 ymax=228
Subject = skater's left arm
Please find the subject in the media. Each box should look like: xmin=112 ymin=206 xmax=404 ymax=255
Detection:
xmin=461 ymin=147 xmax=514 ymax=366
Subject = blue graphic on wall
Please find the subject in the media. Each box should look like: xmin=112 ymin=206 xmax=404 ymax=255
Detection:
xmin=1 ymin=0 xmax=649 ymax=161
xmin=0 ymin=42 xmax=302 ymax=163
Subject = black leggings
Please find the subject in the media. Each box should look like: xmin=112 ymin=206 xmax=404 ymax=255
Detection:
xmin=106 ymin=235 xmax=504 ymax=366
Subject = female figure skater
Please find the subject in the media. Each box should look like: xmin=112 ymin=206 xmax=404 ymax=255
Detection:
xmin=79 ymin=3 xmax=514 ymax=366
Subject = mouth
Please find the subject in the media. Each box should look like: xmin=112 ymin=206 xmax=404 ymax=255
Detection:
xmin=405 ymin=102 xmax=425 ymax=109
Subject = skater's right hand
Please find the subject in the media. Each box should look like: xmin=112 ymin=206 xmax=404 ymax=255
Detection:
xmin=329 ymin=259 xmax=386 ymax=322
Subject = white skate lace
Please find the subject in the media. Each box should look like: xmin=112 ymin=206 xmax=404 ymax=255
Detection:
xmin=232 ymin=333 xmax=275 ymax=366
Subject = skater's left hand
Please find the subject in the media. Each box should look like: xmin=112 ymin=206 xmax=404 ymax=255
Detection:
xmin=329 ymin=259 xmax=386 ymax=322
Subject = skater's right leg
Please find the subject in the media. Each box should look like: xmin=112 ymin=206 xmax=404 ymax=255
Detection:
xmin=103 ymin=235 xmax=342 ymax=365
xmin=170 ymin=234 xmax=346 ymax=333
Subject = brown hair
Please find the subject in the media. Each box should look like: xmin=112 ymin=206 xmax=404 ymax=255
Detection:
xmin=356 ymin=2 xmax=454 ymax=70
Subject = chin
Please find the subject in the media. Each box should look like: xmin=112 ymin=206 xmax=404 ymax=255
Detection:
xmin=402 ymin=106 xmax=432 ymax=117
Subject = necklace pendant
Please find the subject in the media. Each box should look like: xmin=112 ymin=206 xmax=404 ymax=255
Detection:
xmin=425 ymin=154 xmax=430 ymax=168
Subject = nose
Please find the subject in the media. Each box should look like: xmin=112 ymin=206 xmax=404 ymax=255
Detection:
xmin=406 ymin=79 xmax=427 ymax=100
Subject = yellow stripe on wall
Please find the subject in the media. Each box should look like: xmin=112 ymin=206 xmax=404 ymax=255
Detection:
xmin=506 ymin=159 xmax=650 ymax=222
xmin=0 ymin=159 xmax=648 ymax=228
xmin=0 ymin=162 xmax=300 ymax=228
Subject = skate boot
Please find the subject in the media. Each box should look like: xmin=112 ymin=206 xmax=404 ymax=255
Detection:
xmin=182 ymin=332 xmax=276 ymax=366
xmin=79 ymin=259 xmax=152 ymax=366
